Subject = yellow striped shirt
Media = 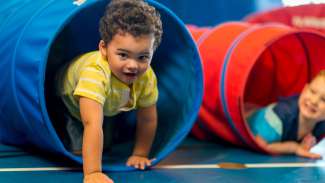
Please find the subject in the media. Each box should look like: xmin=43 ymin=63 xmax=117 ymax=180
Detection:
xmin=57 ymin=51 xmax=158 ymax=120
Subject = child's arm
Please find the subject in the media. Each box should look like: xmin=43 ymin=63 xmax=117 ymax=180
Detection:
xmin=255 ymin=135 xmax=321 ymax=159
xmin=126 ymin=104 xmax=157 ymax=170
xmin=79 ymin=97 xmax=113 ymax=183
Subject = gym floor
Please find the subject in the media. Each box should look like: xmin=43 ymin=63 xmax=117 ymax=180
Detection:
xmin=1 ymin=137 xmax=324 ymax=183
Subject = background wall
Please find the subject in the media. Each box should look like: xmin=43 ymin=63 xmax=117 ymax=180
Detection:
xmin=154 ymin=0 xmax=283 ymax=26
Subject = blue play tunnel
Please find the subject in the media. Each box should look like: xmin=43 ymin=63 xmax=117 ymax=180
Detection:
xmin=0 ymin=0 xmax=203 ymax=171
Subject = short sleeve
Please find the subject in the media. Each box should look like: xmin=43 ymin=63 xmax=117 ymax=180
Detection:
xmin=273 ymin=95 xmax=300 ymax=141
xmin=137 ymin=68 xmax=158 ymax=108
xmin=73 ymin=66 xmax=108 ymax=105
xmin=247 ymin=104 xmax=282 ymax=143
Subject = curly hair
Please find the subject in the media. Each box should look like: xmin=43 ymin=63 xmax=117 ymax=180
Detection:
xmin=99 ymin=0 xmax=163 ymax=50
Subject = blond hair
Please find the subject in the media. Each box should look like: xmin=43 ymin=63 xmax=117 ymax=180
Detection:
xmin=311 ymin=70 xmax=325 ymax=83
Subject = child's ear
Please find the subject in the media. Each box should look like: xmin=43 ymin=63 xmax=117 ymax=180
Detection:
xmin=98 ymin=40 xmax=107 ymax=57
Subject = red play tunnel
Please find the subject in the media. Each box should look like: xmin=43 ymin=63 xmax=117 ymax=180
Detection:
xmin=188 ymin=22 xmax=325 ymax=152
xmin=186 ymin=24 xmax=211 ymax=42
xmin=245 ymin=4 xmax=325 ymax=35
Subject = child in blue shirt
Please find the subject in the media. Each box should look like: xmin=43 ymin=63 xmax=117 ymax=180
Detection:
xmin=247 ymin=70 xmax=325 ymax=159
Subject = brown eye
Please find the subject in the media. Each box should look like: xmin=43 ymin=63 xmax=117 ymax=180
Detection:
xmin=138 ymin=55 xmax=150 ymax=62
xmin=118 ymin=53 xmax=128 ymax=60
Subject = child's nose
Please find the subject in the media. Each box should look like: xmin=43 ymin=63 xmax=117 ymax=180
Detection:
xmin=310 ymin=95 xmax=319 ymax=105
xmin=126 ymin=59 xmax=138 ymax=71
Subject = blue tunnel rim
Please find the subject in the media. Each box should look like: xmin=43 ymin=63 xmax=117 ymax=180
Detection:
xmin=38 ymin=0 xmax=100 ymax=160
xmin=35 ymin=0 xmax=203 ymax=171
xmin=219 ymin=26 xmax=254 ymax=147
xmin=219 ymin=24 xmax=290 ymax=147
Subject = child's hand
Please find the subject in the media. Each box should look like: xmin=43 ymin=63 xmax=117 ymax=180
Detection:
xmin=300 ymin=133 xmax=317 ymax=151
xmin=126 ymin=155 xmax=154 ymax=170
xmin=84 ymin=172 xmax=114 ymax=183
xmin=296 ymin=134 xmax=321 ymax=159
xmin=296 ymin=146 xmax=322 ymax=159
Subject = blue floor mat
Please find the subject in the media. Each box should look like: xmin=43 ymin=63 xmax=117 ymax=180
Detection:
xmin=0 ymin=137 xmax=324 ymax=183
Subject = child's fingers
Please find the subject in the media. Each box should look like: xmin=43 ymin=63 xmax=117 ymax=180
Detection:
xmin=126 ymin=159 xmax=133 ymax=166
xmin=309 ymin=153 xmax=322 ymax=159
xmin=145 ymin=159 xmax=152 ymax=166
xmin=140 ymin=161 xmax=146 ymax=170
xmin=126 ymin=161 xmax=131 ymax=166
xmin=301 ymin=135 xmax=317 ymax=150
xmin=134 ymin=162 xmax=139 ymax=169
xmin=297 ymin=149 xmax=322 ymax=159
xmin=306 ymin=153 xmax=321 ymax=159
xmin=138 ymin=159 xmax=151 ymax=170
xmin=126 ymin=157 xmax=155 ymax=169
xmin=126 ymin=158 xmax=137 ymax=167
xmin=148 ymin=158 xmax=156 ymax=166
xmin=139 ymin=159 xmax=150 ymax=170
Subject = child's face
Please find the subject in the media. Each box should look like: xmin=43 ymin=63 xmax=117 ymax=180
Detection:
xmin=99 ymin=32 xmax=155 ymax=85
xmin=299 ymin=77 xmax=325 ymax=122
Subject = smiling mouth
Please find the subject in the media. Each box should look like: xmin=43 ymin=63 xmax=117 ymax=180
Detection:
xmin=305 ymin=103 xmax=316 ymax=113
xmin=124 ymin=73 xmax=137 ymax=78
